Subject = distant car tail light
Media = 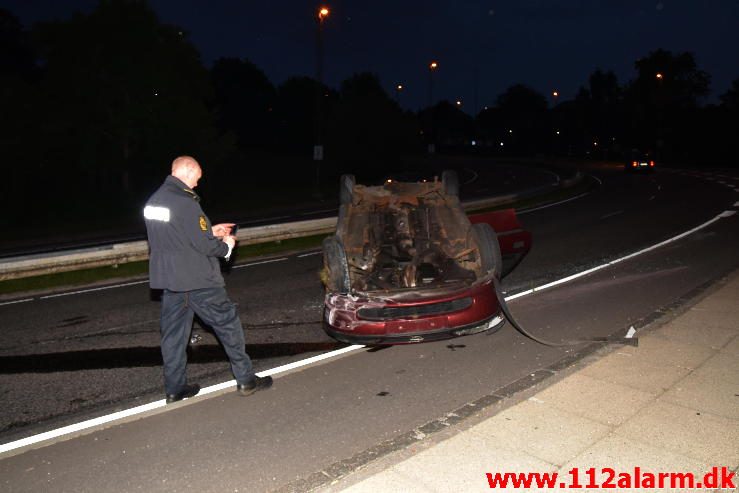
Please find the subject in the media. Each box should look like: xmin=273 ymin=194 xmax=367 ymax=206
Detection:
xmin=649 ymin=161 xmax=654 ymax=167
xmin=632 ymin=161 xmax=637 ymax=167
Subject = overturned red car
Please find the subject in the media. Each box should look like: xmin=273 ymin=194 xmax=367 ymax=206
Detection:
xmin=322 ymin=171 xmax=532 ymax=344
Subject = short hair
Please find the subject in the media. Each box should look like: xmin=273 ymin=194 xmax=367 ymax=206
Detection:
xmin=171 ymin=155 xmax=200 ymax=174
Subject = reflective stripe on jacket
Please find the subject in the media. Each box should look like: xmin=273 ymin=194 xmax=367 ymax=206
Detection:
xmin=144 ymin=175 xmax=228 ymax=291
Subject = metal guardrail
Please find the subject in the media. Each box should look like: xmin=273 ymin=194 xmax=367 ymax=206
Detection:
xmin=0 ymin=173 xmax=583 ymax=281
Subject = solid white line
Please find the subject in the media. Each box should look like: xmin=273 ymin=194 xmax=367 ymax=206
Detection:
xmin=40 ymin=280 xmax=150 ymax=299
xmin=0 ymin=344 xmax=365 ymax=455
xmin=505 ymin=211 xmax=730 ymax=299
xmin=232 ymin=258 xmax=288 ymax=269
xmin=3 ymin=208 xmax=733 ymax=455
xmin=297 ymin=251 xmax=323 ymax=258
xmin=0 ymin=400 xmax=167 ymax=454
xmin=0 ymin=298 xmax=34 ymax=307
xmin=518 ymin=192 xmax=590 ymax=215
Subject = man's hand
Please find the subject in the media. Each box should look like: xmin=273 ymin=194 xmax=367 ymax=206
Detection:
xmin=212 ymin=223 xmax=236 ymax=238
xmin=223 ymin=235 xmax=236 ymax=249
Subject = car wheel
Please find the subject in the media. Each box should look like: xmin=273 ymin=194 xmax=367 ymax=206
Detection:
xmin=339 ymin=174 xmax=356 ymax=205
xmin=322 ymin=236 xmax=351 ymax=293
xmin=468 ymin=223 xmax=502 ymax=278
xmin=441 ymin=169 xmax=459 ymax=196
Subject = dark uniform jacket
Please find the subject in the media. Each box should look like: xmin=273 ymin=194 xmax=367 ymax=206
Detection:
xmin=144 ymin=175 xmax=229 ymax=291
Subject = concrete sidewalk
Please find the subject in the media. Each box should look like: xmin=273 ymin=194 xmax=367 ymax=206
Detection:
xmin=319 ymin=271 xmax=739 ymax=492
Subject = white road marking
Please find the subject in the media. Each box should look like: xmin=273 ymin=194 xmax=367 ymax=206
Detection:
xmin=649 ymin=195 xmax=656 ymax=201
xmin=40 ymin=280 xmax=150 ymax=299
xmin=600 ymin=210 xmax=623 ymax=220
xmin=2 ymin=203 xmax=735 ymax=455
xmin=232 ymin=258 xmax=288 ymax=269
xmin=506 ymin=211 xmax=730 ymax=300
xmin=518 ymin=192 xmax=591 ymax=215
xmin=462 ymin=167 xmax=479 ymax=185
xmin=299 ymin=208 xmax=338 ymax=216
xmin=0 ymin=344 xmax=365 ymax=455
xmin=297 ymin=251 xmax=323 ymax=258
xmin=734 ymin=201 xmax=739 ymax=207
xmin=625 ymin=326 xmax=637 ymax=339
xmin=0 ymin=298 xmax=33 ymax=307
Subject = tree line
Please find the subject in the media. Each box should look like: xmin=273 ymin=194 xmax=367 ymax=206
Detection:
xmin=1 ymin=1 xmax=737 ymax=233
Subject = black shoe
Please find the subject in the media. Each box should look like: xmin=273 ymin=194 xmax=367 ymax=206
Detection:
xmin=237 ymin=376 xmax=273 ymax=396
xmin=165 ymin=383 xmax=200 ymax=404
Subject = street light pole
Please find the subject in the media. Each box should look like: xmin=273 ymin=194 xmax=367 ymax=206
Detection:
xmin=314 ymin=6 xmax=329 ymax=163
xmin=395 ymin=84 xmax=403 ymax=105
xmin=313 ymin=6 xmax=329 ymax=196
xmin=427 ymin=61 xmax=438 ymax=154
xmin=427 ymin=61 xmax=438 ymax=108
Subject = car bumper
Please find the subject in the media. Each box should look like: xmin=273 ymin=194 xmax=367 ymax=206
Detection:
xmin=322 ymin=281 xmax=505 ymax=344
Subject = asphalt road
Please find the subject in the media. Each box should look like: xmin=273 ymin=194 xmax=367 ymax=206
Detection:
xmin=0 ymin=164 xmax=737 ymax=492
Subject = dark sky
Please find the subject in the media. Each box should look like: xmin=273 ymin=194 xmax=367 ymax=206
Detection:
xmin=7 ymin=1 xmax=739 ymax=111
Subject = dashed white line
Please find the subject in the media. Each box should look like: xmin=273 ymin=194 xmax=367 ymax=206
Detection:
xmin=40 ymin=280 xmax=150 ymax=299
xmin=299 ymin=208 xmax=338 ymax=216
xmin=0 ymin=298 xmax=33 ymax=307
xmin=518 ymin=192 xmax=591 ymax=215
xmin=297 ymin=251 xmax=323 ymax=258
xmin=232 ymin=257 xmax=288 ymax=269
xmin=600 ymin=210 xmax=624 ymax=220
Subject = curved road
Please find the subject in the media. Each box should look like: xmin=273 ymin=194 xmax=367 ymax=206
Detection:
xmin=0 ymin=164 xmax=737 ymax=492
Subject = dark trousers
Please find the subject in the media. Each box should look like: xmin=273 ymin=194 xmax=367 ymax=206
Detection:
xmin=160 ymin=287 xmax=253 ymax=395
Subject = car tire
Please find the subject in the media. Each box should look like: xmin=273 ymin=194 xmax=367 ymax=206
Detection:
xmin=468 ymin=223 xmax=502 ymax=279
xmin=339 ymin=174 xmax=356 ymax=205
xmin=441 ymin=169 xmax=459 ymax=196
xmin=322 ymin=236 xmax=351 ymax=293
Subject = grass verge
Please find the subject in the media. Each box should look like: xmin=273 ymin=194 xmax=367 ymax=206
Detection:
xmin=0 ymin=234 xmax=328 ymax=297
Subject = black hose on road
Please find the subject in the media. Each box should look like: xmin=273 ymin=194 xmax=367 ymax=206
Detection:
xmin=492 ymin=276 xmax=639 ymax=347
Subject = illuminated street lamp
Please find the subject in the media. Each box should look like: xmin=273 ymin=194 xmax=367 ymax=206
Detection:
xmin=395 ymin=83 xmax=403 ymax=103
xmin=314 ymin=5 xmax=330 ymax=193
xmin=456 ymin=100 xmax=462 ymax=107
xmin=656 ymin=72 xmax=663 ymax=80
xmin=427 ymin=61 xmax=439 ymax=154
xmin=428 ymin=61 xmax=438 ymax=107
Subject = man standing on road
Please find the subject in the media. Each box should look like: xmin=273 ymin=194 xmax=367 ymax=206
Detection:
xmin=143 ymin=155 xmax=272 ymax=403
